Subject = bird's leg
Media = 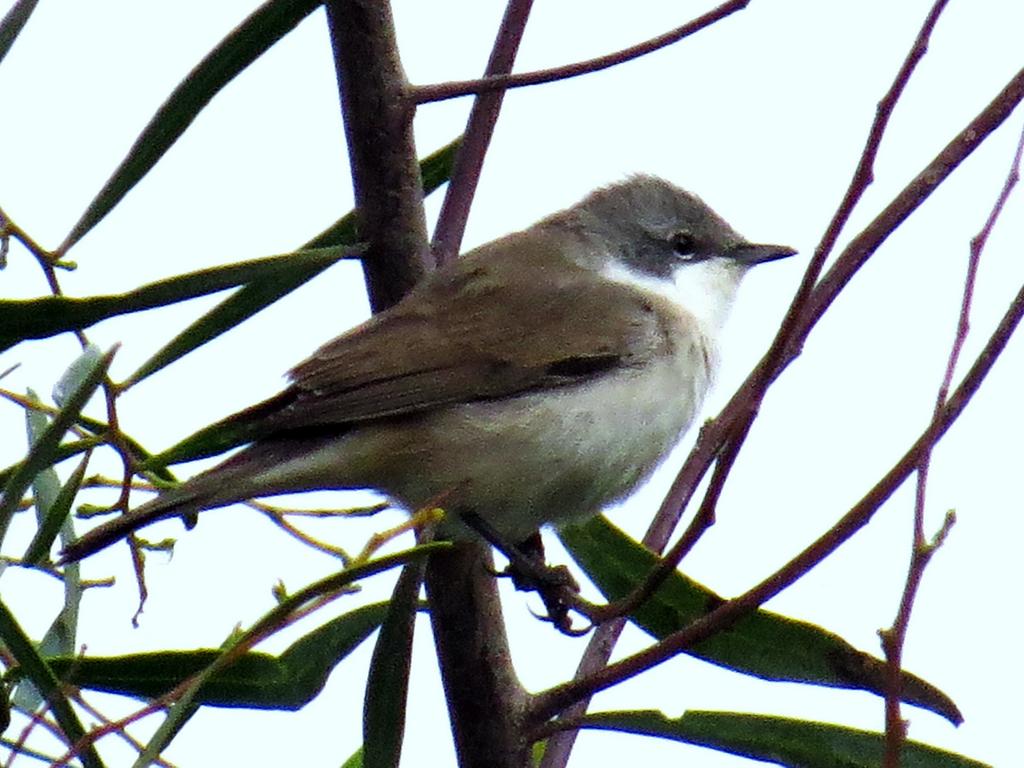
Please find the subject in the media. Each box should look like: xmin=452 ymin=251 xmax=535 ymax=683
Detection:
xmin=504 ymin=532 xmax=576 ymax=591
xmin=458 ymin=512 xmax=600 ymax=635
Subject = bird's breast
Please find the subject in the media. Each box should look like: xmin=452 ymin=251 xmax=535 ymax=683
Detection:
xmin=358 ymin=329 xmax=715 ymax=541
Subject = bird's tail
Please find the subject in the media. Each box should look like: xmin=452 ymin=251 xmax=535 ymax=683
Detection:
xmin=59 ymin=431 xmax=346 ymax=563
xmin=59 ymin=479 xmax=220 ymax=564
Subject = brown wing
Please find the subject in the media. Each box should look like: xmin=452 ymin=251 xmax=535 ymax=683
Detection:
xmin=264 ymin=228 xmax=679 ymax=431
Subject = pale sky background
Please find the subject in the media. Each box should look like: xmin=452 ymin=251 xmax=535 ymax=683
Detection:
xmin=1 ymin=2 xmax=1022 ymax=766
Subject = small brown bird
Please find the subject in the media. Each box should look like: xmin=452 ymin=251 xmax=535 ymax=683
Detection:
xmin=63 ymin=176 xmax=794 ymax=563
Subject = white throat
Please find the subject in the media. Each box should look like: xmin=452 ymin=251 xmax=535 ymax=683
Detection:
xmin=600 ymin=257 xmax=744 ymax=336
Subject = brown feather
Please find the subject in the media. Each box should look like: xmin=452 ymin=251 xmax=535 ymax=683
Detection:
xmin=262 ymin=226 xmax=674 ymax=430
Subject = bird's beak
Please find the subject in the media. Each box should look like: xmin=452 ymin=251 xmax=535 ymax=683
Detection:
xmin=728 ymin=242 xmax=798 ymax=265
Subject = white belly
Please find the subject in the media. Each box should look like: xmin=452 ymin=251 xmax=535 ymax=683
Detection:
xmin=316 ymin=341 xmax=713 ymax=541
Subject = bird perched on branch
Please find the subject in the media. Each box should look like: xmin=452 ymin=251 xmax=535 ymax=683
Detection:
xmin=62 ymin=176 xmax=794 ymax=576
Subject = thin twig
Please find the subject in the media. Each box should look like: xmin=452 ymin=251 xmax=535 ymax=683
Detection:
xmin=72 ymin=692 xmax=179 ymax=768
xmin=411 ymin=1 xmax=751 ymax=105
xmin=60 ymin=546 xmax=440 ymax=765
xmin=880 ymin=118 xmax=1024 ymax=768
xmin=255 ymin=504 xmax=353 ymax=561
xmin=542 ymin=3 xmax=957 ymax=756
xmin=430 ymin=0 xmax=534 ymax=265
xmin=532 ymin=278 xmax=1024 ymax=724
xmin=0 ymin=204 xmax=70 ymax=271
xmin=655 ymin=0 xmax=955 ymax=576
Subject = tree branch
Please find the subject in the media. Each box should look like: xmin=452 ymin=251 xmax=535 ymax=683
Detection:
xmin=534 ymin=54 xmax=1024 ymax=729
xmin=533 ymin=276 xmax=1024 ymax=724
xmin=632 ymin=59 xmax=1024 ymax=604
xmin=881 ymin=118 xmax=1024 ymax=767
xmin=431 ymin=0 xmax=534 ymax=266
xmin=324 ymin=5 xmax=530 ymax=766
xmin=410 ymin=0 xmax=751 ymax=105
xmin=424 ymin=544 xmax=531 ymax=768
xmin=325 ymin=0 xmax=429 ymax=311
xmin=542 ymin=4 xmax=959 ymax=757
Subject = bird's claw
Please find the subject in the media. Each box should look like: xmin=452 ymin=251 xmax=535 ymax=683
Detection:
xmin=496 ymin=559 xmax=599 ymax=636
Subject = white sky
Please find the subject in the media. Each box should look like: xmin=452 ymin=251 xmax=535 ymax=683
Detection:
xmin=1 ymin=2 xmax=1022 ymax=766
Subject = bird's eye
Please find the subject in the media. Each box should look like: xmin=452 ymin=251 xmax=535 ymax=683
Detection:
xmin=670 ymin=231 xmax=697 ymax=258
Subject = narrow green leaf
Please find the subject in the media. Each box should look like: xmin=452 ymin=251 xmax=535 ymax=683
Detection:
xmin=24 ymin=389 xmax=61 ymax=522
xmin=0 ymin=0 xmax=39 ymax=65
xmin=0 ymin=438 xmax=99 ymax=490
xmin=122 ymin=247 xmax=355 ymax=388
xmin=23 ymin=455 xmax=88 ymax=566
xmin=127 ymin=545 xmax=441 ymax=765
xmin=363 ymin=563 xmax=424 ymax=768
xmin=0 ymin=598 xmax=104 ymax=768
xmin=50 ymin=602 xmax=392 ymax=708
xmin=341 ymin=747 xmax=363 ymax=768
xmin=416 ymin=136 xmax=462 ymax=211
xmin=128 ymin=139 xmax=463 ymax=463
xmin=14 ymin=388 xmax=87 ymax=711
xmin=558 ymin=517 xmax=961 ymax=724
xmin=577 ymin=710 xmax=989 ymax=768
xmin=0 ymin=428 xmax=174 ymax=490
xmin=23 ymin=344 xmax=102 ymax=557
xmin=142 ymin=408 xmax=277 ymax=470
xmin=59 ymin=0 xmax=323 ymax=251
xmin=53 ymin=344 xmax=105 ymax=407
xmin=0 ymin=246 xmax=355 ymax=353
xmin=303 ymin=134 xmax=460 ymax=252
xmin=0 ymin=347 xmax=115 ymax=541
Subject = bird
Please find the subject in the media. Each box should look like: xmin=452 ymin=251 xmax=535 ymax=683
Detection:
xmin=61 ymin=175 xmax=794 ymax=564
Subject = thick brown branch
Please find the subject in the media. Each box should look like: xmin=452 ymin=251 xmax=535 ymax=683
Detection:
xmin=325 ymin=0 xmax=429 ymax=311
xmin=324 ymin=5 xmax=530 ymax=767
xmin=425 ymin=544 xmax=531 ymax=768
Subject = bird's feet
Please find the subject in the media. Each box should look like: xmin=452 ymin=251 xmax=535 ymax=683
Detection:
xmin=460 ymin=520 xmax=601 ymax=636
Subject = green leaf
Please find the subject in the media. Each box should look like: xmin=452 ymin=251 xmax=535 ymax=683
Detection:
xmin=51 ymin=601 xmax=392 ymax=708
xmin=341 ymin=748 xmax=363 ymax=768
xmin=415 ymin=136 xmax=462 ymax=211
xmin=0 ymin=434 xmax=174 ymax=492
xmin=59 ymin=0 xmax=323 ymax=252
xmin=15 ymin=409 xmax=87 ymax=711
xmin=23 ymin=344 xmax=103 ymax=563
xmin=52 ymin=344 xmax=106 ymax=407
xmin=0 ymin=0 xmax=40 ymax=66
xmin=11 ymin=355 xmax=106 ymax=710
xmin=0 ymin=246 xmax=356 ymax=353
xmin=124 ymin=135 xmax=461 ymax=389
xmin=23 ymin=388 xmax=61 ymax=522
xmin=363 ymin=562 xmax=424 ymax=768
xmin=133 ymin=138 xmax=462 ymax=462
xmin=577 ymin=710 xmax=989 ymax=768
xmin=304 ymin=134 xmax=460 ymax=251
xmin=0 ymin=598 xmax=104 ymax=768
xmin=0 ymin=347 xmax=115 ymax=542
xmin=23 ymin=455 xmax=88 ymax=566
xmin=558 ymin=517 xmax=961 ymax=724
xmin=125 ymin=544 xmax=442 ymax=765
xmin=142 ymin=407 xmax=278 ymax=470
